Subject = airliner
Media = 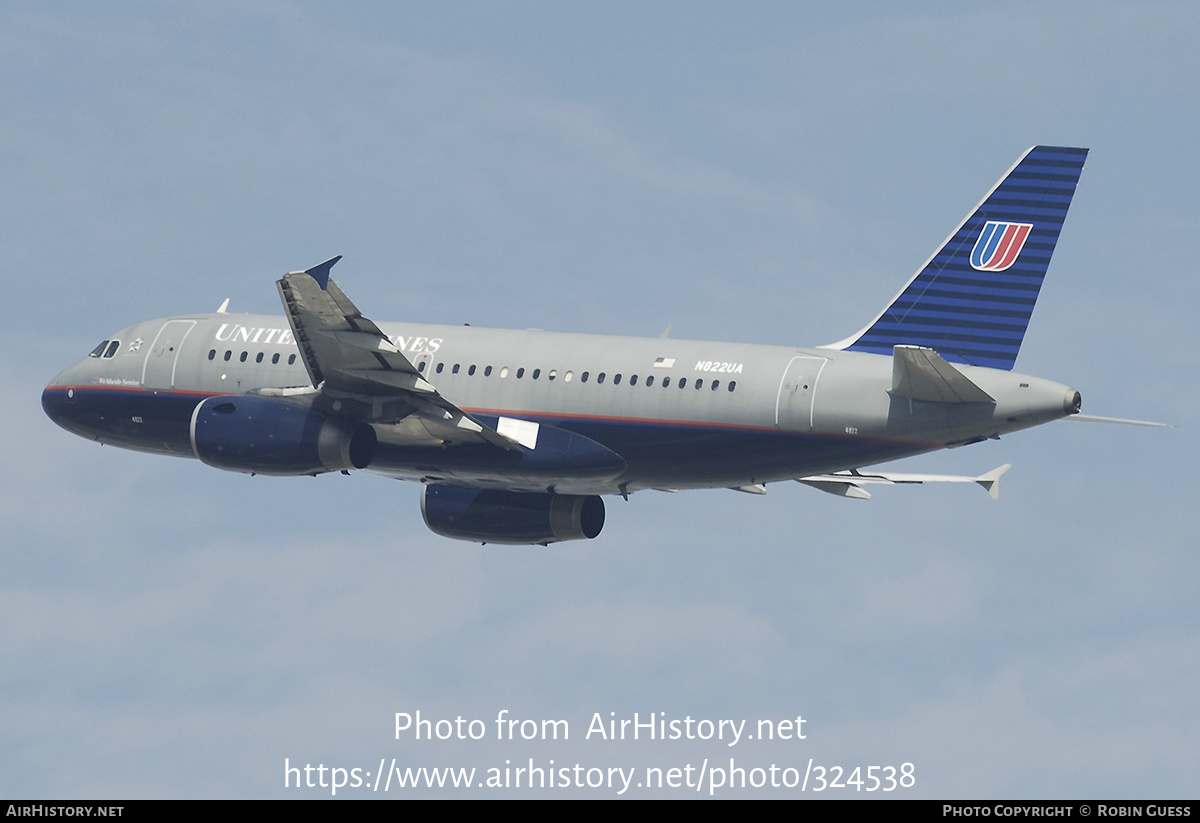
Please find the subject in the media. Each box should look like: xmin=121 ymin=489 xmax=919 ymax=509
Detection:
xmin=43 ymin=146 xmax=1143 ymax=544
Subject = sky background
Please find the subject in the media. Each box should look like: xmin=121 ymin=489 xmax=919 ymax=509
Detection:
xmin=2 ymin=1 xmax=1196 ymax=798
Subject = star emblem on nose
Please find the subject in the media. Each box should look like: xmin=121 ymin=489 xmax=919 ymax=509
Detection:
xmin=128 ymin=337 xmax=143 ymax=353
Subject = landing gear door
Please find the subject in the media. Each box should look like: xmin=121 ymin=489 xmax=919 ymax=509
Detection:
xmin=142 ymin=320 xmax=196 ymax=391
xmin=775 ymin=355 xmax=827 ymax=432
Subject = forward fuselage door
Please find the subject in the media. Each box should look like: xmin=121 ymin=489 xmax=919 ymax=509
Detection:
xmin=775 ymin=355 xmax=827 ymax=432
xmin=142 ymin=320 xmax=196 ymax=391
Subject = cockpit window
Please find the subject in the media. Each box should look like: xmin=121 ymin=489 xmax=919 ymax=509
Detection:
xmin=91 ymin=340 xmax=121 ymax=358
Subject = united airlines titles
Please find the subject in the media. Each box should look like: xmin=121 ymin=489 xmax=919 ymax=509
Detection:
xmin=214 ymin=323 xmax=295 ymax=346
xmin=214 ymin=323 xmax=443 ymax=354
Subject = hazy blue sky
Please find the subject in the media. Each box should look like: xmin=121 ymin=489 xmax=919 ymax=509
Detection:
xmin=3 ymin=1 xmax=1196 ymax=798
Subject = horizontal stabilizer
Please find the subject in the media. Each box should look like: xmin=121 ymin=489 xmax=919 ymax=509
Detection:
xmin=892 ymin=346 xmax=994 ymax=403
xmin=1066 ymin=414 xmax=1170 ymax=428
xmin=798 ymin=464 xmax=1010 ymax=500
xmin=974 ymin=463 xmax=1009 ymax=499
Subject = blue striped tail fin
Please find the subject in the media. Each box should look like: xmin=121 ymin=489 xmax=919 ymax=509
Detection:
xmin=831 ymin=146 xmax=1088 ymax=370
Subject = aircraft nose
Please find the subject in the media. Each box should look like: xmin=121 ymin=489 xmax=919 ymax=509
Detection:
xmin=42 ymin=364 xmax=95 ymax=438
xmin=41 ymin=378 xmax=74 ymax=430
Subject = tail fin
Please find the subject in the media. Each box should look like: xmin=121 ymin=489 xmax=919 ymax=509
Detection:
xmin=826 ymin=146 xmax=1088 ymax=370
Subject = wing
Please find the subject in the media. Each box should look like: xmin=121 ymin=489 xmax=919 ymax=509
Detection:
xmin=274 ymin=257 xmax=521 ymax=451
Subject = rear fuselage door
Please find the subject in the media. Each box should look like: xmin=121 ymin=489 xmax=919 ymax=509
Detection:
xmin=775 ymin=355 xmax=827 ymax=432
xmin=142 ymin=320 xmax=196 ymax=391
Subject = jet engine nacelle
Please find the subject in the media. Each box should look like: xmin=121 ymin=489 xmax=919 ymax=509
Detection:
xmin=190 ymin=395 xmax=376 ymax=476
xmin=421 ymin=485 xmax=605 ymax=545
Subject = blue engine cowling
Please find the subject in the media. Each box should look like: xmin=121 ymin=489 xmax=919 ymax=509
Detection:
xmin=421 ymin=484 xmax=605 ymax=544
xmin=190 ymin=395 xmax=376 ymax=476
